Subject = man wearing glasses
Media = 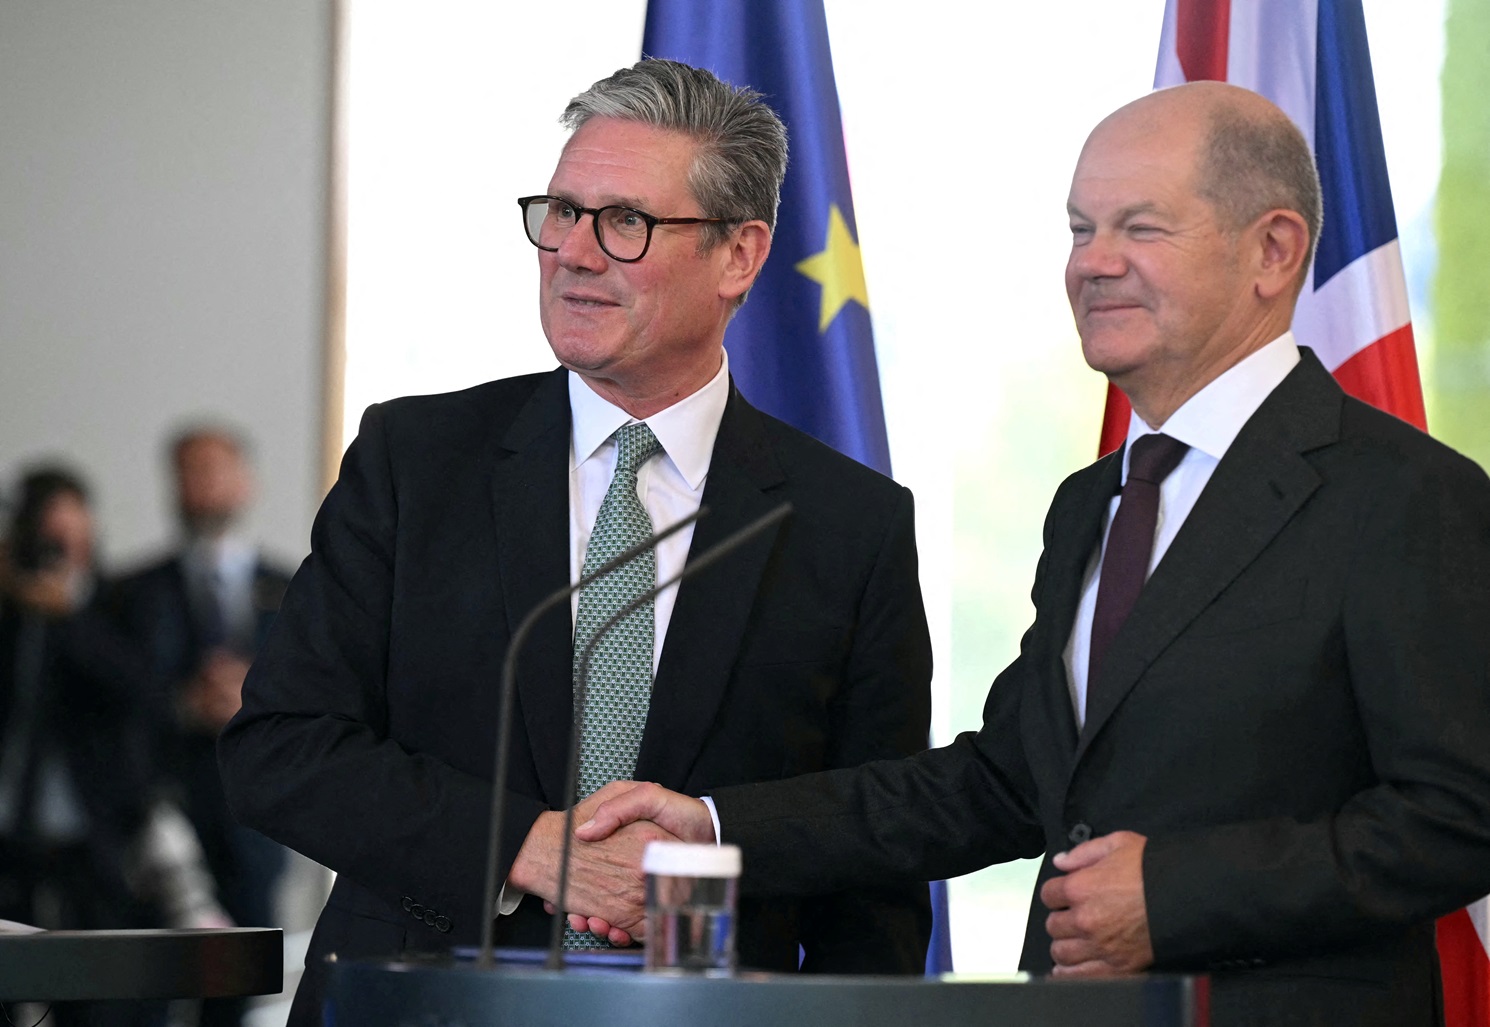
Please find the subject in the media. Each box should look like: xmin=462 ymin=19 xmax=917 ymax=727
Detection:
xmin=219 ymin=58 xmax=932 ymax=1025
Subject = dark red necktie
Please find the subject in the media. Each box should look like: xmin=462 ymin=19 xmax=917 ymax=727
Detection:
xmin=1088 ymin=433 xmax=1190 ymax=693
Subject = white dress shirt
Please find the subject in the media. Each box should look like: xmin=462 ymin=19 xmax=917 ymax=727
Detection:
xmin=567 ymin=351 xmax=730 ymax=667
xmin=182 ymin=533 xmax=259 ymax=647
xmin=1062 ymin=333 xmax=1301 ymax=727
xmin=500 ymin=355 xmax=730 ymax=914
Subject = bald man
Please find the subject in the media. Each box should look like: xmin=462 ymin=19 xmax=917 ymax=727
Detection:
xmin=575 ymin=83 xmax=1490 ymax=1026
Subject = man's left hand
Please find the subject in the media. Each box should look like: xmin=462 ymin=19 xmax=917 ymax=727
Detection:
xmin=1040 ymin=830 xmax=1154 ymax=976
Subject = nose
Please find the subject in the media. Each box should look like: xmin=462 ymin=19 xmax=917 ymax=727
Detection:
xmin=554 ymin=211 xmax=609 ymax=273
xmin=1068 ymin=228 xmax=1127 ymax=281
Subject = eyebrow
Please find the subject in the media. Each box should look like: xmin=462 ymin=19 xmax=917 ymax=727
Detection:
xmin=550 ymin=190 xmax=655 ymax=213
xmin=1067 ymin=201 xmax=1166 ymax=221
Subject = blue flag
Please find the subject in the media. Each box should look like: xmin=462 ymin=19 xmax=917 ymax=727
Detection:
xmin=643 ymin=0 xmax=953 ymax=975
xmin=642 ymin=0 xmax=890 ymax=474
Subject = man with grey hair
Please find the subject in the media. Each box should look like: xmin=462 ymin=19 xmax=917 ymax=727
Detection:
xmin=122 ymin=424 xmax=292 ymax=1027
xmin=577 ymin=81 xmax=1490 ymax=1027
xmin=219 ymin=58 xmax=932 ymax=1025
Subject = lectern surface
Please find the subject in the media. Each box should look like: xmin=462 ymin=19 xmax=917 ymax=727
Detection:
xmin=0 ymin=927 xmax=282 ymax=1002
xmin=330 ymin=957 xmax=1207 ymax=1027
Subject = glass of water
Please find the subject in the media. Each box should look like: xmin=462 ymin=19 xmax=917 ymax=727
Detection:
xmin=642 ymin=841 xmax=741 ymax=976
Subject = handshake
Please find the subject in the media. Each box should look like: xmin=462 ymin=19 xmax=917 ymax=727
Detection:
xmin=507 ymin=781 xmax=717 ymax=947
xmin=507 ymin=778 xmax=1155 ymax=975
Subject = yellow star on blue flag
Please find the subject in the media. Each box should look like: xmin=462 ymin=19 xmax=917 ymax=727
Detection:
xmin=644 ymin=0 xmax=952 ymax=975
xmin=795 ymin=204 xmax=870 ymax=333
xmin=641 ymin=0 xmax=893 ymax=477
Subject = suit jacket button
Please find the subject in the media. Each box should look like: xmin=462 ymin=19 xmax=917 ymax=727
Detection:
xmin=435 ymin=916 xmax=451 ymax=933
xmin=401 ymin=896 xmax=414 ymax=912
xmin=410 ymin=903 xmax=424 ymax=919
xmin=1068 ymin=823 xmax=1092 ymax=845
xmin=423 ymin=910 xmax=437 ymax=926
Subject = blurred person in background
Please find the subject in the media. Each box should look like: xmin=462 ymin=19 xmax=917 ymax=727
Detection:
xmin=1 ymin=465 xmax=226 ymax=1027
xmin=120 ymin=427 xmax=291 ymax=1027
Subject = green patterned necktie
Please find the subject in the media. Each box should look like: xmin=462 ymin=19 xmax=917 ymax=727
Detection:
xmin=565 ymin=422 xmax=661 ymax=950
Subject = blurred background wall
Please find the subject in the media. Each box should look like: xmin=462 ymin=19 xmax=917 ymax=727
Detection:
xmin=0 ymin=1 xmax=330 ymax=569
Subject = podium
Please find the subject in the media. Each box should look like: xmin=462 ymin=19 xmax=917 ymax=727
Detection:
xmin=0 ymin=928 xmax=282 ymax=1003
xmin=328 ymin=956 xmax=1208 ymax=1026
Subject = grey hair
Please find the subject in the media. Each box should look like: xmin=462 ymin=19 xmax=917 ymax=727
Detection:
xmin=1197 ymin=104 xmax=1324 ymax=286
xmin=561 ymin=59 xmax=789 ymax=250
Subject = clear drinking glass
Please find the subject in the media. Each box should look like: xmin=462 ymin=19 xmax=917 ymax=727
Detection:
xmin=643 ymin=841 xmax=741 ymax=976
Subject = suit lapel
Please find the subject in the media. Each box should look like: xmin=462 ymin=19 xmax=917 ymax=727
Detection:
xmin=1039 ymin=455 xmax=1122 ymax=762
xmin=1075 ymin=352 xmax=1341 ymax=761
xmin=635 ymin=384 xmax=788 ymax=787
xmin=488 ymin=369 xmax=574 ymax=803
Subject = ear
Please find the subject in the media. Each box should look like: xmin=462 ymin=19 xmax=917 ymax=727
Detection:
xmin=1252 ymin=208 xmax=1310 ymax=301
xmin=717 ymin=220 xmax=773 ymax=303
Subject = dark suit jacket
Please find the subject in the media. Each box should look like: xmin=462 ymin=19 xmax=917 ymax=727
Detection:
xmin=119 ymin=552 xmax=291 ymax=928
xmin=217 ymin=369 xmax=933 ymax=1020
xmin=121 ymin=554 xmax=289 ymax=749
xmin=0 ymin=580 xmax=159 ymax=923
xmin=713 ymin=351 xmax=1490 ymax=1027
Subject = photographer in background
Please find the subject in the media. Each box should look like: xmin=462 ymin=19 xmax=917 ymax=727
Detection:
xmin=1 ymin=466 xmax=225 ymax=1027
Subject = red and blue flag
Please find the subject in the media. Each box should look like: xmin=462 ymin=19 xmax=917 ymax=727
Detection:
xmin=1100 ymin=0 xmax=1426 ymax=454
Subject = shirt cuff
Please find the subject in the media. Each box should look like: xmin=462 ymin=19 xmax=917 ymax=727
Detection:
xmin=700 ymin=796 xmax=722 ymax=844
xmin=495 ymin=881 xmax=524 ymax=917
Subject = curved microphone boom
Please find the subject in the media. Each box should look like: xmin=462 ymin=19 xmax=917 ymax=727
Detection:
xmin=546 ymin=500 xmax=794 ymax=969
xmin=477 ymin=507 xmax=706 ymax=968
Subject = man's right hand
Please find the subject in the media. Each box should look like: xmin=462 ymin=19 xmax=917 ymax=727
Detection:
xmin=574 ymin=781 xmax=716 ymax=845
xmin=555 ymin=782 xmax=716 ymax=943
xmin=508 ymin=782 xmax=679 ymax=941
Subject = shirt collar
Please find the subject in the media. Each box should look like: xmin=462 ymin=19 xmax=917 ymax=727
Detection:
xmin=567 ymin=349 xmax=730 ymax=491
xmin=1123 ymin=331 xmax=1300 ymax=477
xmin=183 ymin=533 xmax=256 ymax=581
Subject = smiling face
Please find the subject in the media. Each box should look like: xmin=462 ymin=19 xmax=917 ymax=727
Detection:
xmin=538 ymin=117 xmax=751 ymax=416
xmin=1064 ymin=98 xmax=1263 ymax=424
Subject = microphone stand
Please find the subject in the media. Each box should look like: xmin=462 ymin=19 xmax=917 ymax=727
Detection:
xmin=476 ymin=508 xmax=706 ymax=969
xmin=545 ymin=501 xmax=793 ymax=970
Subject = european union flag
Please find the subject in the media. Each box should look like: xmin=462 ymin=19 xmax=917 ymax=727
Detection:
xmin=643 ymin=0 xmax=953 ymax=975
xmin=642 ymin=0 xmax=891 ymax=474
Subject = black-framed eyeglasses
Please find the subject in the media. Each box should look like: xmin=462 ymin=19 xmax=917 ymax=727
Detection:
xmin=517 ymin=195 xmax=735 ymax=263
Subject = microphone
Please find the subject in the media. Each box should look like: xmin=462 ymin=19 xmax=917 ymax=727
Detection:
xmin=477 ymin=507 xmax=707 ymax=968
xmin=545 ymin=500 xmax=794 ymax=969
